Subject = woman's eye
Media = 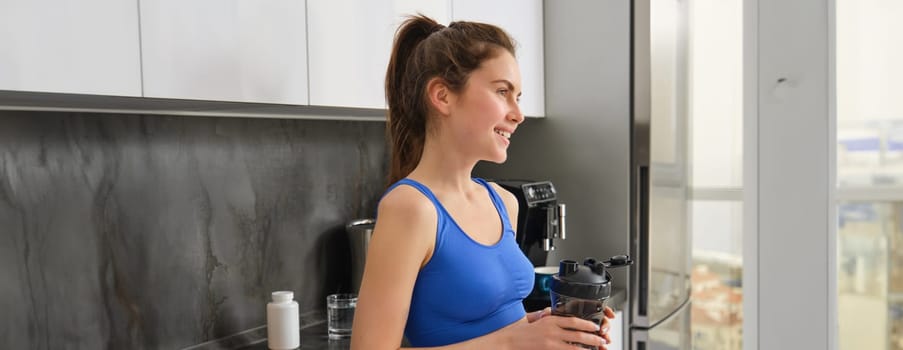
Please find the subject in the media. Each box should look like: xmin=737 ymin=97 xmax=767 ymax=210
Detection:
xmin=497 ymin=89 xmax=509 ymax=96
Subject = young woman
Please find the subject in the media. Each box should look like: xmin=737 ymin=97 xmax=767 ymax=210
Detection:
xmin=350 ymin=15 xmax=615 ymax=349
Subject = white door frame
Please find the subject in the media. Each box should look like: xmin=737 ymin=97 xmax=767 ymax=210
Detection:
xmin=743 ymin=0 xmax=837 ymax=349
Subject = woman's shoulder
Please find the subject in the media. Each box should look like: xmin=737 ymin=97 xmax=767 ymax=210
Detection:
xmin=485 ymin=181 xmax=518 ymax=206
xmin=378 ymin=182 xmax=437 ymax=222
xmin=374 ymin=183 xmax=440 ymax=257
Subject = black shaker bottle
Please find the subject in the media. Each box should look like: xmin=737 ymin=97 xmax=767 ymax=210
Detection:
xmin=549 ymin=255 xmax=633 ymax=349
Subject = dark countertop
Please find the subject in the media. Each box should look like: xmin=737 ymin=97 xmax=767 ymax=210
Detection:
xmin=228 ymin=289 xmax=627 ymax=350
xmin=236 ymin=322 xmax=349 ymax=350
xmin=183 ymin=310 xmax=344 ymax=350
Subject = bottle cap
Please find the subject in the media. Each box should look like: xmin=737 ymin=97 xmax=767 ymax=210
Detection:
xmin=550 ymin=255 xmax=633 ymax=300
xmin=271 ymin=291 xmax=294 ymax=303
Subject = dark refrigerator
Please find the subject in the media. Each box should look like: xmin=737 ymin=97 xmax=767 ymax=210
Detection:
xmin=628 ymin=0 xmax=692 ymax=348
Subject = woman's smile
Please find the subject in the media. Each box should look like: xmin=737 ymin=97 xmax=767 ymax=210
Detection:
xmin=494 ymin=128 xmax=512 ymax=146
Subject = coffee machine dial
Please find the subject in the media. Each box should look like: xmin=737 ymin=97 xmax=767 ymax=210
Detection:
xmin=522 ymin=181 xmax=557 ymax=205
xmin=518 ymin=181 xmax=565 ymax=252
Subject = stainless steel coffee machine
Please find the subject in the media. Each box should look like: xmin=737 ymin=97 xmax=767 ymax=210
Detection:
xmin=494 ymin=180 xmax=566 ymax=311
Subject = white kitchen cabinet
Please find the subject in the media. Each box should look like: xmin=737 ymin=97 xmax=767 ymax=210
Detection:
xmin=307 ymin=0 xmax=450 ymax=109
xmin=0 ymin=0 xmax=141 ymax=96
xmin=452 ymin=0 xmax=545 ymax=117
xmin=139 ymin=0 xmax=308 ymax=104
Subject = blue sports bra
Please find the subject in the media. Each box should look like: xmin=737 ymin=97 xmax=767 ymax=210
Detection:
xmin=384 ymin=178 xmax=534 ymax=347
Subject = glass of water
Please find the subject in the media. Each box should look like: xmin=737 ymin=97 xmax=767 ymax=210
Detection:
xmin=327 ymin=293 xmax=357 ymax=339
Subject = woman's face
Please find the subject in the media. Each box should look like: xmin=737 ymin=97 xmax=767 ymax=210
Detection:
xmin=447 ymin=50 xmax=525 ymax=164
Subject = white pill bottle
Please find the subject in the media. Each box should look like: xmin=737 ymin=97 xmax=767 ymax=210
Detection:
xmin=267 ymin=291 xmax=299 ymax=350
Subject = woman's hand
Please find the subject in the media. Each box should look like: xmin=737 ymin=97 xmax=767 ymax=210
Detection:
xmin=514 ymin=306 xmax=616 ymax=349
xmin=526 ymin=307 xmax=552 ymax=323
xmin=598 ymin=306 xmax=616 ymax=346
xmin=500 ymin=312 xmax=609 ymax=350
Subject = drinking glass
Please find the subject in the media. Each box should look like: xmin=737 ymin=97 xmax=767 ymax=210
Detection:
xmin=326 ymin=293 xmax=357 ymax=339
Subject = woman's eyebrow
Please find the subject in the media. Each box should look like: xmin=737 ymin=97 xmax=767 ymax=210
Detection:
xmin=491 ymin=79 xmax=522 ymax=97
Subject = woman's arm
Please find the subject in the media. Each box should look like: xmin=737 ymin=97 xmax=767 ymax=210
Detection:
xmin=351 ymin=185 xmax=438 ymax=349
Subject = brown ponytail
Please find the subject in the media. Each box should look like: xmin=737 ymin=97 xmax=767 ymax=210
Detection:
xmin=384 ymin=14 xmax=516 ymax=187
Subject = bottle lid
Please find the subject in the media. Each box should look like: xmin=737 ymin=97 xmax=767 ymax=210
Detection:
xmin=550 ymin=255 xmax=633 ymax=300
xmin=271 ymin=291 xmax=294 ymax=303
xmin=551 ymin=259 xmax=611 ymax=300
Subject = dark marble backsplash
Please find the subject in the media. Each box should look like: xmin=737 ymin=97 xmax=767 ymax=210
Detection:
xmin=0 ymin=111 xmax=387 ymax=349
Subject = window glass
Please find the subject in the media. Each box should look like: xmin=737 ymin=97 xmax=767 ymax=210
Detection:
xmin=687 ymin=0 xmax=743 ymax=349
xmin=836 ymin=1 xmax=903 ymax=349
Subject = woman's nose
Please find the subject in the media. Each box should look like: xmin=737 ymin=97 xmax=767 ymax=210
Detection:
xmin=509 ymin=103 xmax=525 ymax=124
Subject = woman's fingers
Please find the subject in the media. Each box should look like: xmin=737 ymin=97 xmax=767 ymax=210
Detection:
xmin=545 ymin=313 xmax=616 ymax=349
xmin=557 ymin=327 xmax=607 ymax=348
xmin=555 ymin=315 xmax=601 ymax=333
xmin=601 ymin=306 xmax=616 ymax=342
xmin=540 ymin=307 xmax=552 ymax=318
xmin=527 ymin=307 xmax=553 ymax=323
xmin=599 ymin=310 xmax=614 ymax=344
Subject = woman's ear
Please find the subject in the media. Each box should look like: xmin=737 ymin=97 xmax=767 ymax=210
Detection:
xmin=426 ymin=77 xmax=453 ymax=116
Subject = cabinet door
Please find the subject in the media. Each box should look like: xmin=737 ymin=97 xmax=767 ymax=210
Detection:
xmin=0 ymin=0 xmax=141 ymax=96
xmin=307 ymin=0 xmax=450 ymax=109
xmin=452 ymin=0 xmax=545 ymax=117
xmin=140 ymin=0 xmax=308 ymax=104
